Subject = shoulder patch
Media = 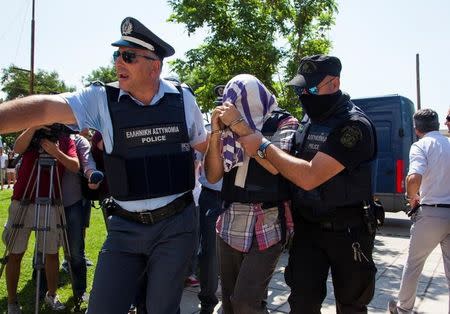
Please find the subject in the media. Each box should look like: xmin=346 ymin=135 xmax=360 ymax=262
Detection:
xmin=340 ymin=124 xmax=362 ymax=148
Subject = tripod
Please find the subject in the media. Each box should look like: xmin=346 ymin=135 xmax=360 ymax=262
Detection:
xmin=0 ymin=152 xmax=75 ymax=313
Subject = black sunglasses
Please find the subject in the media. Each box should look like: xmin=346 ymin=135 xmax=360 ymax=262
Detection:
xmin=113 ymin=50 xmax=158 ymax=64
xmin=446 ymin=115 xmax=450 ymax=122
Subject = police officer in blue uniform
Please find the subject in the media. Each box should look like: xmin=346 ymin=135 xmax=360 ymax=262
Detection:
xmin=238 ymin=55 xmax=378 ymax=314
xmin=0 ymin=17 xmax=207 ymax=314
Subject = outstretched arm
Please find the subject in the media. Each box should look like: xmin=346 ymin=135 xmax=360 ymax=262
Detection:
xmin=0 ymin=95 xmax=76 ymax=134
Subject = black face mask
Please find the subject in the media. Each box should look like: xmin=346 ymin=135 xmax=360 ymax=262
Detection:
xmin=299 ymin=90 xmax=342 ymax=122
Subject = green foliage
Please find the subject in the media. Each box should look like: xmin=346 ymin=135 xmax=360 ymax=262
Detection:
xmin=1 ymin=134 xmax=18 ymax=152
xmin=168 ymin=0 xmax=338 ymax=118
xmin=0 ymin=65 xmax=75 ymax=101
xmin=82 ymin=63 xmax=117 ymax=86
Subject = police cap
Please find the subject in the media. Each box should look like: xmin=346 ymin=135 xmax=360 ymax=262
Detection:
xmin=111 ymin=17 xmax=175 ymax=59
xmin=287 ymin=54 xmax=342 ymax=88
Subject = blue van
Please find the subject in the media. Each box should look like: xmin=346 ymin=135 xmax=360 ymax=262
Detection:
xmin=352 ymin=95 xmax=416 ymax=212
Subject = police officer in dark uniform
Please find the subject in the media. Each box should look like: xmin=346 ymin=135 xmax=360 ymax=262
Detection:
xmin=0 ymin=17 xmax=207 ymax=314
xmin=238 ymin=55 xmax=378 ymax=314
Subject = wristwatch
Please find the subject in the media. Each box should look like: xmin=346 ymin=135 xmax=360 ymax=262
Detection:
xmin=257 ymin=140 xmax=272 ymax=159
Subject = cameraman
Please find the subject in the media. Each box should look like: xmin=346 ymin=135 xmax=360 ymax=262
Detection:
xmin=2 ymin=126 xmax=79 ymax=313
xmin=61 ymin=131 xmax=102 ymax=307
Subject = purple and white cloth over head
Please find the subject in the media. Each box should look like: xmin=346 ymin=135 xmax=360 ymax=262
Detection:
xmin=221 ymin=74 xmax=279 ymax=187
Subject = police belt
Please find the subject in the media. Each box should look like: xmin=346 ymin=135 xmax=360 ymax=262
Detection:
xmin=110 ymin=192 xmax=193 ymax=224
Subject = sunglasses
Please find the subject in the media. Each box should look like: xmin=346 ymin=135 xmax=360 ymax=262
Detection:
xmin=446 ymin=115 xmax=450 ymax=122
xmin=113 ymin=50 xmax=158 ymax=64
xmin=293 ymin=77 xmax=336 ymax=96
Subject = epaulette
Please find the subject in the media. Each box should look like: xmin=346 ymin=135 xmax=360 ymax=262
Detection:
xmin=181 ymin=83 xmax=195 ymax=97
xmin=88 ymin=80 xmax=105 ymax=87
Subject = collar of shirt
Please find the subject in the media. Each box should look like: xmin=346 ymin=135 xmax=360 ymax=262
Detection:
xmin=117 ymin=78 xmax=180 ymax=106
xmin=422 ymin=130 xmax=442 ymax=138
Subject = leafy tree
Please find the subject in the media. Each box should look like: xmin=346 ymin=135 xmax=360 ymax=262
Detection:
xmin=0 ymin=65 xmax=75 ymax=148
xmin=168 ymin=0 xmax=338 ymax=117
xmin=0 ymin=65 xmax=75 ymax=100
xmin=82 ymin=63 xmax=117 ymax=86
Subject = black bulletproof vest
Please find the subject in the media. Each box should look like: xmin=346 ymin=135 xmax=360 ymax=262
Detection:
xmin=104 ymin=83 xmax=195 ymax=201
xmin=221 ymin=110 xmax=292 ymax=203
xmin=293 ymin=98 xmax=377 ymax=221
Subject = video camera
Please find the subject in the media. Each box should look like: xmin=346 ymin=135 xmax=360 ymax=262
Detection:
xmin=30 ymin=123 xmax=78 ymax=149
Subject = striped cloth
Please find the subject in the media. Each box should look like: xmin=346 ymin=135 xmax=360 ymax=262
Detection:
xmin=221 ymin=74 xmax=279 ymax=187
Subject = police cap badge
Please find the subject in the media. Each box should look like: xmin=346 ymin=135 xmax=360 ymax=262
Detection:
xmin=111 ymin=17 xmax=175 ymax=59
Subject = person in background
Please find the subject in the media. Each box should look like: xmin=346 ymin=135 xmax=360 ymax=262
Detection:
xmin=185 ymin=151 xmax=201 ymax=288
xmin=61 ymin=132 xmax=102 ymax=308
xmin=205 ymin=74 xmax=297 ymax=314
xmin=0 ymin=146 xmax=7 ymax=190
xmin=196 ymin=135 xmax=223 ymax=314
xmin=90 ymin=131 xmax=111 ymax=228
xmin=238 ymin=55 xmax=378 ymax=313
xmin=445 ymin=108 xmax=450 ymax=133
xmin=6 ymin=151 xmax=17 ymax=189
xmin=388 ymin=109 xmax=450 ymax=314
xmin=3 ymin=127 xmax=79 ymax=313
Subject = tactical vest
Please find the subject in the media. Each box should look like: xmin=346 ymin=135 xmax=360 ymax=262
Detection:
xmin=103 ymin=83 xmax=195 ymax=201
xmin=293 ymin=98 xmax=377 ymax=221
xmin=221 ymin=110 xmax=292 ymax=203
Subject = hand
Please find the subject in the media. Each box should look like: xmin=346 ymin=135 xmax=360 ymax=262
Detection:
xmin=88 ymin=170 xmax=104 ymax=190
xmin=237 ymin=133 xmax=264 ymax=157
xmin=40 ymin=139 xmax=60 ymax=157
xmin=409 ymin=195 xmax=420 ymax=209
xmin=211 ymin=107 xmax=225 ymax=132
xmin=218 ymin=102 xmax=242 ymax=126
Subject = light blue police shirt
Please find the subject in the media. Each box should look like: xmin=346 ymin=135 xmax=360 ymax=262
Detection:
xmin=61 ymin=78 xmax=207 ymax=212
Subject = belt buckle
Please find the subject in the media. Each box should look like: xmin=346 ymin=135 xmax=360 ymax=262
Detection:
xmin=139 ymin=211 xmax=154 ymax=224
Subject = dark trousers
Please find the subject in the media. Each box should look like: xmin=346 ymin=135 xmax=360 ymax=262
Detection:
xmin=197 ymin=188 xmax=222 ymax=312
xmin=285 ymin=220 xmax=376 ymax=314
xmin=86 ymin=202 xmax=197 ymax=314
xmin=218 ymin=236 xmax=282 ymax=314
xmin=64 ymin=199 xmax=87 ymax=298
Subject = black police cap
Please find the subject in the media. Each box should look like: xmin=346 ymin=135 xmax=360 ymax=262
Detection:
xmin=287 ymin=54 xmax=342 ymax=89
xmin=111 ymin=17 xmax=175 ymax=59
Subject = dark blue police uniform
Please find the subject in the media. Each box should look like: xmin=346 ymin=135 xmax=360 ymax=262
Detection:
xmin=286 ymin=94 xmax=377 ymax=314
xmin=284 ymin=55 xmax=378 ymax=314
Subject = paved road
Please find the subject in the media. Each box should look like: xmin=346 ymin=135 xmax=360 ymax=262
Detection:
xmin=180 ymin=212 xmax=449 ymax=313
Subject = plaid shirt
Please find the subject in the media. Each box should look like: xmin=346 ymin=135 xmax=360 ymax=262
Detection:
xmin=216 ymin=116 xmax=298 ymax=252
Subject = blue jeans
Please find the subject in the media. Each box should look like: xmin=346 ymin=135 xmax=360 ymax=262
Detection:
xmin=64 ymin=199 xmax=87 ymax=297
xmin=198 ymin=187 xmax=222 ymax=312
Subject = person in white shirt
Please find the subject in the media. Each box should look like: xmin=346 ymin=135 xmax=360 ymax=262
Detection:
xmin=0 ymin=147 xmax=7 ymax=190
xmin=389 ymin=109 xmax=450 ymax=314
